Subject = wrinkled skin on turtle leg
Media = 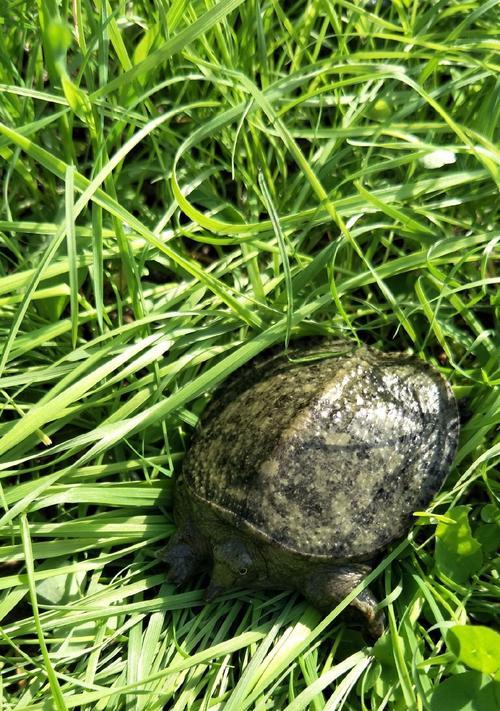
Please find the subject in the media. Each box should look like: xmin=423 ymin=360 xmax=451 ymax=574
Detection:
xmin=303 ymin=564 xmax=385 ymax=639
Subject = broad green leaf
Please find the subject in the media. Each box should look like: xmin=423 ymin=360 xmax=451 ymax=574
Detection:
xmin=429 ymin=672 xmax=500 ymax=711
xmin=481 ymin=503 xmax=499 ymax=524
xmin=475 ymin=523 xmax=499 ymax=555
xmin=435 ymin=506 xmax=483 ymax=583
xmin=448 ymin=626 xmax=500 ymax=678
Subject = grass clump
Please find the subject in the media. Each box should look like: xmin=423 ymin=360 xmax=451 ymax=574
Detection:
xmin=0 ymin=1 xmax=498 ymax=709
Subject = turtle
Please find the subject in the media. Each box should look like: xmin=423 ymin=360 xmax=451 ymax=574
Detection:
xmin=159 ymin=340 xmax=459 ymax=636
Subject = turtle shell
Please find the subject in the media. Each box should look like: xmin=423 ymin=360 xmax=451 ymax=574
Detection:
xmin=182 ymin=341 xmax=459 ymax=560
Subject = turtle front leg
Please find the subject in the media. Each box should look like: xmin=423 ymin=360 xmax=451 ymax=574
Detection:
xmin=156 ymin=526 xmax=206 ymax=586
xmin=304 ymin=563 xmax=385 ymax=638
xmin=157 ymin=478 xmax=209 ymax=586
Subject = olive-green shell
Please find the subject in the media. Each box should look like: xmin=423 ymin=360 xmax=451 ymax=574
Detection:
xmin=182 ymin=342 xmax=459 ymax=560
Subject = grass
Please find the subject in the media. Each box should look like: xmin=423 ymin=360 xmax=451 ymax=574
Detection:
xmin=0 ymin=0 xmax=498 ymax=709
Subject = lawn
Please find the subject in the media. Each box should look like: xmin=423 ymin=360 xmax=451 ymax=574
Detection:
xmin=0 ymin=1 xmax=498 ymax=709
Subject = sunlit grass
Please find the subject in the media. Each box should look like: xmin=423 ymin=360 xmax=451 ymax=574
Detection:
xmin=0 ymin=1 xmax=498 ymax=709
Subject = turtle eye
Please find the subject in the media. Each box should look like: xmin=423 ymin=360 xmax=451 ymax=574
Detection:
xmin=213 ymin=541 xmax=252 ymax=575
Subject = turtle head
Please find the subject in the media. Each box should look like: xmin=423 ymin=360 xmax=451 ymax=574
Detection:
xmin=205 ymin=540 xmax=259 ymax=600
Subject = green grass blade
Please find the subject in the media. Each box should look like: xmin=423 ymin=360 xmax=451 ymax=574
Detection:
xmin=20 ymin=514 xmax=68 ymax=711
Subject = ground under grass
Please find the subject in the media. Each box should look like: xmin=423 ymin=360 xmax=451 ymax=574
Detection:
xmin=0 ymin=1 xmax=498 ymax=709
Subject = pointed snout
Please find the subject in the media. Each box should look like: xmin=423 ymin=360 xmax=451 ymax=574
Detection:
xmin=204 ymin=581 xmax=225 ymax=602
xmin=204 ymin=557 xmax=236 ymax=601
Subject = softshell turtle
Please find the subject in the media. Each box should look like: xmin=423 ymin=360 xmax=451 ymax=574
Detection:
xmin=160 ymin=341 xmax=459 ymax=635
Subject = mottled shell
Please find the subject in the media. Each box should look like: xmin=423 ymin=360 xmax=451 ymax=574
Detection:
xmin=183 ymin=341 xmax=459 ymax=560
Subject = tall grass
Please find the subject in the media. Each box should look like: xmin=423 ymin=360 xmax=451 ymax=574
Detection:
xmin=0 ymin=1 xmax=498 ymax=709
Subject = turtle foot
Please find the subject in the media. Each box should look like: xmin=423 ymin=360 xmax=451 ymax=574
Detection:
xmin=157 ymin=528 xmax=205 ymax=586
xmin=304 ymin=564 xmax=385 ymax=638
